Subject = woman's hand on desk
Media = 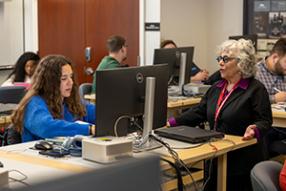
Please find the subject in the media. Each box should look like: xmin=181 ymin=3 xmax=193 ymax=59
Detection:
xmin=166 ymin=121 xmax=170 ymax=127
xmin=242 ymin=124 xmax=256 ymax=140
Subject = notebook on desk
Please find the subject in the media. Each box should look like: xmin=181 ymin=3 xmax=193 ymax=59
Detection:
xmin=154 ymin=126 xmax=224 ymax=144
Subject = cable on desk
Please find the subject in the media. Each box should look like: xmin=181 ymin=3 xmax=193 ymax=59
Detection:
xmin=150 ymin=134 xmax=199 ymax=191
xmin=200 ymin=157 xmax=213 ymax=191
xmin=200 ymin=138 xmax=236 ymax=191
xmin=220 ymin=138 xmax=237 ymax=152
xmin=113 ymin=115 xmax=132 ymax=137
xmin=8 ymin=169 xmax=30 ymax=187
xmin=171 ymin=142 xmax=205 ymax=150
xmin=161 ymin=157 xmax=184 ymax=191
xmin=114 ymin=115 xmax=145 ymax=137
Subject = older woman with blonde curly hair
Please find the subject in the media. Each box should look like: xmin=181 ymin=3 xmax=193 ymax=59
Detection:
xmin=168 ymin=39 xmax=272 ymax=191
xmin=12 ymin=55 xmax=96 ymax=142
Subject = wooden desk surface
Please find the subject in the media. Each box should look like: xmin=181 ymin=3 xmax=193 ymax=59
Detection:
xmin=84 ymin=93 xmax=201 ymax=110
xmin=0 ymin=135 xmax=255 ymax=169
xmin=272 ymin=110 xmax=286 ymax=119
xmin=0 ymin=135 xmax=256 ymax=191
xmin=167 ymin=97 xmax=201 ymax=109
xmin=159 ymin=135 xmax=256 ymax=168
xmin=272 ymin=103 xmax=286 ymax=127
xmin=272 ymin=109 xmax=286 ymax=128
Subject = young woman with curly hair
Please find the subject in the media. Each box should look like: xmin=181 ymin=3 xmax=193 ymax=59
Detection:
xmin=12 ymin=55 xmax=96 ymax=142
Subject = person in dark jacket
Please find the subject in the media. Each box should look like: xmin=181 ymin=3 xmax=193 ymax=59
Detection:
xmin=168 ymin=39 xmax=272 ymax=191
xmin=160 ymin=40 xmax=209 ymax=82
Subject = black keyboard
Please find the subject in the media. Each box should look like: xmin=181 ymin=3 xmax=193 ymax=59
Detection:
xmin=0 ymin=110 xmax=13 ymax=116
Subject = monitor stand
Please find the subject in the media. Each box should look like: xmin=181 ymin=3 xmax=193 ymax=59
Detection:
xmin=168 ymin=52 xmax=188 ymax=97
xmin=133 ymin=77 xmax=162 ymax=152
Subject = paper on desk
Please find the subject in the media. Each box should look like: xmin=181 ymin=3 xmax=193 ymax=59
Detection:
xmin=272 ymin=103 xmax=286 ymax=111
xmin=148 ymin=137 xmax=201 ymax=156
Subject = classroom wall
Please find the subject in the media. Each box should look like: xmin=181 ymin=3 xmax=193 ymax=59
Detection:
xmin=0 ymin=0 xmax=37 ymax=84
xmin=140 ymin=0 xmax=161 ymax=66
xmin=161 ymin=0 xmax=243 ymax=73
xmin=0 ymin=1 xmax=24 ymax=67
xmin=0 ymin=0 xmax=244 ymax=80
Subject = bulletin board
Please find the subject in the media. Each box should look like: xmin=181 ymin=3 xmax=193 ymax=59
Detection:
xmin=244 ymin=0 xmax=286 ymax=38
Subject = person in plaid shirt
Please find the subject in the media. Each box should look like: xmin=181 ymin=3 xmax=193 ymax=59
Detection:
xmin=256 ymin=38 xmax=286 ymax=158
xmin=256 ymin=38 xmax=286 ymax=103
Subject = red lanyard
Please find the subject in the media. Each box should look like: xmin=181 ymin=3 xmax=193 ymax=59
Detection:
xmin=214 ymin=80 xmax=240 ymax=126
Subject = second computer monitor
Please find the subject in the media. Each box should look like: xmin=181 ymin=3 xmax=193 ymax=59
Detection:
xmin=153 ymin=46 xmax=194 ymax=86
xmin=96 ymin=64 xmax=169 ymax=137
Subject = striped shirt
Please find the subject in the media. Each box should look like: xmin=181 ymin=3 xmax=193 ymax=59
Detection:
xmin=256 ymin=58 xmax=286 ymax=103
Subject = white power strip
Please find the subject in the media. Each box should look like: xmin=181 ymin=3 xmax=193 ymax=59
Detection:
xmin=0 ymin=169 xmax=8 ymax=188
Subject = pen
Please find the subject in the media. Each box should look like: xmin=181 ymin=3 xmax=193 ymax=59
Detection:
xmin=274 ymin=87 xmax=281 ymax=93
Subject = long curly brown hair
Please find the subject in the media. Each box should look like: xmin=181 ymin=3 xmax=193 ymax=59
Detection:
xmin=12 ymin=55 xmax=86 ymax=132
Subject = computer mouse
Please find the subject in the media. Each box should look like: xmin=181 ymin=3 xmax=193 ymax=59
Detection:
xmin=34 ymin=141 xmax=53 ymax=151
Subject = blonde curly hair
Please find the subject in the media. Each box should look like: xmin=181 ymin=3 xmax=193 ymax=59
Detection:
xmin=218 ymin=39 xmax=257 ymax=78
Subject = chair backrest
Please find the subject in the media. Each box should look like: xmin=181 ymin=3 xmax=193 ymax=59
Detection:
xmin=79 ymin=83 xmax=92 ymax=102
xmin=251 ymin=160 xmax=283 ymax=191
xmin=0 ymin=124 xmax=22 ymax=146
xmin=0 ymin=86 xmax=26 ymax=104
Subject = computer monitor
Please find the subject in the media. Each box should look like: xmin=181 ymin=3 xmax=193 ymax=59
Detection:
xmin=229 ymin=34 xmax=258 ymax=51
xmin=96 ymin=64 xmax=169 ymax=137
xmin=153 ymin=47 xmax=194 ymax=86
xmin=14 ymin=155 xmax=162 ymax=191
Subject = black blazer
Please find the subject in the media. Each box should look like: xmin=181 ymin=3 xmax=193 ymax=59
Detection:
xmin=175 ymin=78 xmax=272 ymax=175
xmin=176 ymin=78 xmax=272 ymax=136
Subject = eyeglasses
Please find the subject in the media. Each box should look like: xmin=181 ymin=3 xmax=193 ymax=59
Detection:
xmin=216 ymin=55 xmax=239 ymax=63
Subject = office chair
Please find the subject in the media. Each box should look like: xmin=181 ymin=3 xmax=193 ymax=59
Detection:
xmin=251 ymin=160 xmax=282 ymax=191
xmin=264 ymin=127 xmax=286 ymax=158
xmin=79 ymin=83 xmax=92 ymax=104
xmin=0 ymin=124 xmax=21 ymax=146
xmin=0 ymin=86 xmax=25 ymax=145
xmin=0 ymin=86 xmax=26 ymax=104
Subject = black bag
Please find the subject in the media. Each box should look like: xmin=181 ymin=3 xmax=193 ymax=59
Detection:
xmin=0 ymin=124 xmax=21 ymax=146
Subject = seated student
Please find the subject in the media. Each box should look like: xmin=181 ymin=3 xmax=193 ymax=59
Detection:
xmin=256 ymin=38 xmax=286 ymax=103
xmin=161 ymin=40 xmax=222 ymax=85
xmin=160 ymin=40 xmax=209 ymax=82
xmin=256 ymin=38 xmax=286 ymax=156
xmin=92 ymin=35 xmax=128 ymax=93
xmin=1 ymin=52 xmax=40 ymax=87
xmin=11 ymin=55 xmax=96 ymax=142
xmin=168 ymin=39 xmax=272 ymax=191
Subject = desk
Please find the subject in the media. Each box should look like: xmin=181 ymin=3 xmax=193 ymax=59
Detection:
xmin=167 ymin=97 xmax=201 ymax=117
xmin=83 ymin=94 xmax=201 ymax=110
xmin=168 ymin=97 xmax=201 ymax=110
xmin=0 ymin=135 xmax=256 ymax=191
xmin=272 ymin=108 xmax=286 ymax=128
xmin=272 ymin=110 xmax=286 ymax=128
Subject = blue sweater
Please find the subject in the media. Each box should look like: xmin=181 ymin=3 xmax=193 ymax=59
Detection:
xmin=22 ymin=96 xmax=96 ymax=142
